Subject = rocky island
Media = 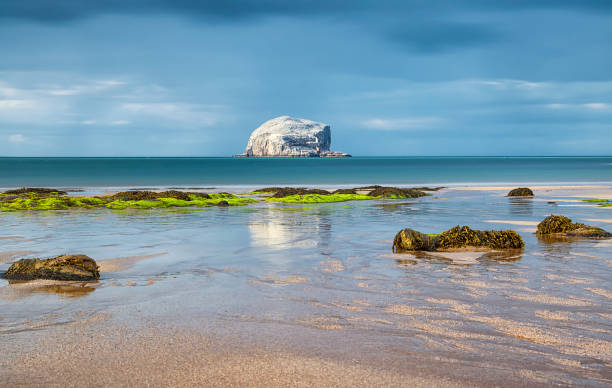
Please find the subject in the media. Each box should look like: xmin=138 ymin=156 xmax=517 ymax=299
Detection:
xmin=236 ymin=116 xmax=350 ymax=157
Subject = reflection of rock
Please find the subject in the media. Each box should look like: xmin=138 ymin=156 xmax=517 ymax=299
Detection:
xmin=393 ymin=225 xmax=524 ymax=253
xmin=508 ymin=197 xmax=533 ymax=216
xmin=536 ymin=215 xmax=611 ymax=239
xmin=1 ymin=280 xmax=96 ymax=300
xmin=3 ymin=255 xmax=99 ymax=281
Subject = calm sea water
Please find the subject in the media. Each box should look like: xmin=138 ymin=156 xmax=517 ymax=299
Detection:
xmin=1 ymin=157 xmax=611 ymax=187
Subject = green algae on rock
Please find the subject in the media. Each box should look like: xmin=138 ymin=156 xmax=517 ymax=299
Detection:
xmin=392 ymin=229 xmax=437 ymax=251
xmin=393 ymin=225 xmax=524 ymax=253
xmin=581 ymin=198 xmax=612 ymax=207
xmin=0 ymin=190 xmax=256 ymax=211
xmin=2 ymin=187 xmax=67 ymax=196
xmin=2 ymin=255 xmax=100 ymax=281
xmin=536 ymin=215 xmax=611 ymax=238
xmin=507 ymin=187 xmax=534 ymax=197
xmin=256 ymin=186 xmax=429 ymax=203
xmin=265 ymin=193 xmax=374 ymax=204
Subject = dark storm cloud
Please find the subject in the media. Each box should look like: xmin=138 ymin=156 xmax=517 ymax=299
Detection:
xmin=2 ymin=0 xmax=612 ymax=23
xmin=388 ymin=23 xmax=500 ymax=53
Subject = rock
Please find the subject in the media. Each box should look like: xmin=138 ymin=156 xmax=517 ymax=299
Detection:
xmin=436 ymin=226 xmax=524 ymax=250
xmin=2 ymin=255 xmax=100 ymax=281
xmin=2 ymin=187 xmax=67 ymax=196
xmin=108 ymin=190 xmax=210 ymax=201
xmin=242 ymin=116 xmax=349 ymax=157
xmin=333 ymin=188 xmax=358 ymax=195
xmin=393 ymin=225 xmax=524 ymax=252
xmin=254 ymin=187 xmax=331 ymax=198
xmin=536 ymin=215 xmax=611 ymax=238
xmin=216 ymin=200 xmax=230 ymax=206
xmin=365 ymin=186 xmax=428 ymax=198
xmin=393 ymin=229 xmax=437 ymax=251
xmin=507 ymin=187 xmax=534 ymax=197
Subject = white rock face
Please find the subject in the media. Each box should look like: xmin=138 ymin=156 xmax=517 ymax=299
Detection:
xmin=243 ymin=116 xmax=336 ymax=157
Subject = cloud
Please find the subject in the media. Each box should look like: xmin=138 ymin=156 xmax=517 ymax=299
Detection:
xmin=388 ymin=22 xmax=500 ymax=53
xmin=2 ymin=1 xmax=612 ymax=24
xmin=111 ymin=120 xmax=130 ymax=125
xmin=8 ymin=134 xmax=26 ymax=143
xmin=121 ymin=102 xmax=223 ymax=127
xmin=0 ymin=74 xmax=223 ymax=129
xmin=361 ymin=117 xmax=443 ymax=130
xmin=546 ymin=102 xmax=612 ymax=111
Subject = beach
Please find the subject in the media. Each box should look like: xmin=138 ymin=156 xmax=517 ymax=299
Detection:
xmin=1 ymin=180 xmax=611 ymax=386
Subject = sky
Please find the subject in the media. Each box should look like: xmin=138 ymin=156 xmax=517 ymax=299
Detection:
xmin=1 ymin=0 xmax=611 ymax=156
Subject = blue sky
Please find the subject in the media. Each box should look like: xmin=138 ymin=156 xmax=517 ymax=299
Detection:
xmin=1 ymin=1 xmax=611 ymax=156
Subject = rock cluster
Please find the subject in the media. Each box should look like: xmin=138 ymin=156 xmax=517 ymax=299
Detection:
xmin=393 ymin=225 xmax=524 ymax=252
xmin=254 ymin=186 xmax=429 ymax=199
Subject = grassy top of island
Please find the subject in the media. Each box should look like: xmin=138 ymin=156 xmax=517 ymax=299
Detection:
xmin=0 ymin=186 xmax=439 ymax=211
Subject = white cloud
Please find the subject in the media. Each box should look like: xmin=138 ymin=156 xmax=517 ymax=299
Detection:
xmin=80 ymin=120 xmax=97 ymax=125
xmin=8 ymin=134 xmax=26 ymax=143
xmin=111 ymin=120 xmax=131 ymax=125
xmin=361 ymin=117 xmax=442 ymax=130
xmin=546 ymin=102 xmax=611 ymax=111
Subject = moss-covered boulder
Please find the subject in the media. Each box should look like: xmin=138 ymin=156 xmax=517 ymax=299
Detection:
xmin=333 ymin=188 xmax=358 ymax=195
xmin=437 ymin=226 xmax=524 ymax=250
xmin=108 ymin=190 xmax=210 ymax=201
xmin=393 ymin=229 xmax=437 ymax=251
xmin=507 ymin=187 xmax=534 ymax=197
xmin=2 ymin=255 xmax=100 ymax=281
xmin=355 ymin=185 xmax=428 ymax=198
xmin=2 ymin=187 xmax=67 ymax=196
xmin=536 ymin=215 xmax=611 ymax=238
xmin=393 ymin=225 xmax=524 ymax=252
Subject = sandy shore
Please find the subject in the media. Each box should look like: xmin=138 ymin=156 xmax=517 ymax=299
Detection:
xmin=2 ymin=323 xmax=463 ymax=388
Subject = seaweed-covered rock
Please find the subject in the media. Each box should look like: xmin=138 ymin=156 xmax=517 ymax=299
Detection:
xmin=366 ymin=187 xmax=428 ymax=198
xmin=507 ymin=187 xmax=534 ymax=197
xmin=2 ymin=255 xmax=100 ymax=281
xmin=216 ymin=200 xmax=230 ymax=207
xmin=108 ymin=190 xmax=210 ymax=201
xmin=437 ymin=226 xmax=524 ymax=250
xmin=253 ymin=187 xmax=331 ymax=198
xmin=393 ymin=229 xmax=437 ymax=252
xmin=333 ymin=188 xmax=358 ymax=194
xmin=2 ymin=187 xmax=67 ymax=196
xmin=536 ymin=215 xmax=611 ymax=238
xmin=393 ymin=225 xmax=524 ymax=252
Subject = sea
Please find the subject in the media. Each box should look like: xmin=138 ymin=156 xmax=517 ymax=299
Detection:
xmin=0 ymin=156 xmax=611 ymax=188
xmin=1 ymin=156 xmax=611 ymax=386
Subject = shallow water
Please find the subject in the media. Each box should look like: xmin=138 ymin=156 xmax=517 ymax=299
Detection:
xmin=1 ymin=187 xmax=611 ymax=386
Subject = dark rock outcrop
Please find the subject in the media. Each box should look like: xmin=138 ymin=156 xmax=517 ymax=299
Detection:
xmin=2 ymin=187 xmax=67 ymax=196
xmin=2 ymin=255 xmax=100 ymax=281
xmin=108 ymin=190 xmax=210 ymax=201
xmin=507 ymin=187 xmax=534 ymax=197
xmin=536 ymin=215 xmax=611 ymax=238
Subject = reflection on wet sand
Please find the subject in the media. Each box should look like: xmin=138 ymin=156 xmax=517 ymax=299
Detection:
xmin=248 ymin=206 xmax=332 ymax=250
xmin=0 ymin=280 xmax=97 ymax=300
